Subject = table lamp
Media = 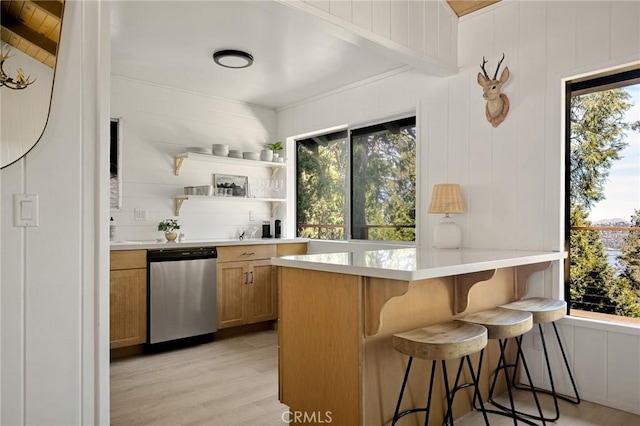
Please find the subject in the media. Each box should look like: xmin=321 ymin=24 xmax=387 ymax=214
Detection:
xmin=428 ymin=183 xmax=466 ymax=249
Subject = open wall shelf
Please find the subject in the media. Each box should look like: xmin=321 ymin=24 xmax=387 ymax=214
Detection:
xmin=174 ymin=196 xmax=285 ymax=217
xmin=174 ymin=152 xmax=285 ymax=179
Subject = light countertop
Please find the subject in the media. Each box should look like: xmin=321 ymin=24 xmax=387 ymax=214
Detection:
xmin=110 ymin=238 xmax=308 ymax=251
xmin=271 ymin=247 xmax=567 ymax=281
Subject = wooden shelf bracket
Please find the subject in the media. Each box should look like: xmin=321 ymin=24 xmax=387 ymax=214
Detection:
xmin=174 ymin=197 xmax=186 ymax=216
xmin=453 ymin=269 xmax=497 ymax=315
xmin=514 ymin=261 xmax=552 ymax=300
xmin=174 ymin=156 xmax=185 ymax=176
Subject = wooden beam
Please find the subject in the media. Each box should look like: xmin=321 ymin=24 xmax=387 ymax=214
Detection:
xmin=1 ymin=15 xmax=57 ymax=56
xmin=31 ymin=1 xmax=64 ymax=19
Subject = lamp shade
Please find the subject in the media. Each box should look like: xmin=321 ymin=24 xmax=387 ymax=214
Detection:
xmin=428 ymin=184 xmax=466 ymax=215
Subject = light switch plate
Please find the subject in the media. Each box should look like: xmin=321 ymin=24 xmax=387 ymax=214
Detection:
xmin=134 ymin=208 xmax=148 ymax=221
xmin=13 ymin=194 xmax=39 ymax=227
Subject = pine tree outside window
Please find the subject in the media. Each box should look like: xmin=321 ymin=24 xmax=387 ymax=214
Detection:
xmin=565 ymin=68 xmax=640 ymax=323
xmin=296 ymin=116 xmax=416 ymax=241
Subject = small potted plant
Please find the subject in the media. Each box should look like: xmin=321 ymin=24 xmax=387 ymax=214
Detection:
xmin=158 ymin=219 xmax=181 ymax=242
xmin=267 ymin=141 xmax=283 ymax=161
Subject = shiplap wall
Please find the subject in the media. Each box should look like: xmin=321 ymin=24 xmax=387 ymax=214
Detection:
xmin=110 ymin=77 xmax=281 ymax=241
xmin=283 ymin=0 xmax=458 ymax=74
xmin=278 ymin=0 xmax=640 ymax=414
xmin=1 ymin=1 xmax=108 ymax=424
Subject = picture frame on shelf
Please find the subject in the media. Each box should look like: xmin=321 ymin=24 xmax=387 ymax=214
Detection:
xmin=213 ymin=174 xmax=248 ymax=197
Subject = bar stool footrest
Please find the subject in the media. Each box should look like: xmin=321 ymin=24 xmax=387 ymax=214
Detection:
xmin=513 ymin=382 xmax=580 ymax=405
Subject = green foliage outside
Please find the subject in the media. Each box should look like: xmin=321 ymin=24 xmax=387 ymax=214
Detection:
xmin=351 ymin=127 xmax=416 ymax=241
xmin=296 ymin=135 xmax=348 ymax=240
xmin=570 ymin=87 xmax=640 ymax=318
xmin=296 ymin=122 xmax=416 ymax=241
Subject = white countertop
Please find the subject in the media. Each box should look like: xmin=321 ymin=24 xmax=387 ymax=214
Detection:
xmin=110 ymin=238 xmax=307 ymax=251
xmin=271 ymin=247 xmax=567 ymax=281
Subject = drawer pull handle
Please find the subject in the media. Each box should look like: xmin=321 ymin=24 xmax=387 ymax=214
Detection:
xmin=244 ymin=272 xmax=249 ymax=285
xmin=249 ymin=271 xmax=254 ymax=284
xmin=242 ymin=252 xmax=255 ymax=256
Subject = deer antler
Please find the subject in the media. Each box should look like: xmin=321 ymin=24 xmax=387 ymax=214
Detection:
xmin=480 ymin=56 xmax=490 ymax=79
xmin=493 ymin=53 xmax=506 ymax=80
xmin=0 ymin=46 xmax=37 ymax=90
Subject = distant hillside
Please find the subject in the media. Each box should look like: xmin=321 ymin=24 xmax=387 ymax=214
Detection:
xmin=593 ymin=218 xmax=632 ymax=250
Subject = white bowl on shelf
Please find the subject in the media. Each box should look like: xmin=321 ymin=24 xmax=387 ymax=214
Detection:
xmin=212 ymin=144 xmax=229 ymax=157
xmin=243 ymin=152 xmax=260 ymax=161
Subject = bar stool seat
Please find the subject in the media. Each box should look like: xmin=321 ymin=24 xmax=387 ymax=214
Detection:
xmin=458 ymin=307 xmax=533 ymax=340
xmin=391 ymin=321 xmax=490 ymax=425
xmin=501 ymin=297 xmax=581 ymax=422
xmin=503 ymin=297 xmax=566 ymax=323
xmin=458 ymin=307 xmax=545 ymax=426
xmin=392 ymin=321 xmax=488 ymax=360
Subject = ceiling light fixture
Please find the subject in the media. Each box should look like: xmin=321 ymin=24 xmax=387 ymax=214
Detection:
xmin=213 ymin=50 xmax=254 ymax=69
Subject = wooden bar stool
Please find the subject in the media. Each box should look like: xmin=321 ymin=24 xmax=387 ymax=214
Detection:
xmin=501 ymin=297 xmax=581 ymax=422
xmin=391 ymin=321 xmax=490 ymax=425
xmin=457 ymin=307 xmax=546 ymax=426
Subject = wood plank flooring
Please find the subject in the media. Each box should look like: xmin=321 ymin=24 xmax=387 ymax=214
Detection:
xmin=111 ymin=330 xmax=639 ymax=425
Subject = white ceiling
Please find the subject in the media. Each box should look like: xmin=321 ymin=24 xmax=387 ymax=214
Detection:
xmin=110 ymin=0 xmax=405 ymax=109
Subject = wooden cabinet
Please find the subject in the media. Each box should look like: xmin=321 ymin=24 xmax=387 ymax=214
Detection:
xmin=217 ymin=245 xmax=277 ymax=329
xmin=110 ymin=250 xmax=147 ymax=349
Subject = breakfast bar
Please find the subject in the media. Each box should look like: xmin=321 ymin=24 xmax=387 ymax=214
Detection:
xmin=272 ymin=248 xmax=567 ymax=425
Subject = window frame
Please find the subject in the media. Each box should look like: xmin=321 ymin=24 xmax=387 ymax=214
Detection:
xmin=294 ymin=115 xmax=417 ymax=242
xmin=564 ymin=67 xmax=640 ymax=321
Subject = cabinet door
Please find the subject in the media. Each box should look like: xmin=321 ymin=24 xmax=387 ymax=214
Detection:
xmin=110 ymin=268 xmax=147 ymax=349
xmin=246 ymin=259 xmax=277 ymax=324
xmin=217 ymin=261 xmax=248 ymax=329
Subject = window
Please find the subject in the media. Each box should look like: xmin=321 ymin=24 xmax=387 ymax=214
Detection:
xmin=565 ymin=68 xmax=640 ymax=322
xmin=296 ymin=116 xmax=416 ymax=241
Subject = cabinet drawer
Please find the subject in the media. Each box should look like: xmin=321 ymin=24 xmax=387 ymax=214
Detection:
xmin=110 ymin=250 xmax=147 ymax=270
xmin=218 ymin=244 xmax=276 ymax=262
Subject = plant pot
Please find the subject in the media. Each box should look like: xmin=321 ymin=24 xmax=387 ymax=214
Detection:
xmin=260 ymin=149 xmax=273 ymax=162
xmin=165 ymin=232 xmax=178 ymax=242
xmin=272 ymin=152 xmax=280 ymax=161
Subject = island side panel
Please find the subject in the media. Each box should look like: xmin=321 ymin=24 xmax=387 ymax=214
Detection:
xmin=363 ymin=267 xmax=519 ymax=425
xmin=279 ymin=267 xmax=362 ymax=425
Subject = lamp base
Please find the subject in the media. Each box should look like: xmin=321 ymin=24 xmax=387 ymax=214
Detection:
xmin=433 ymin=217 xmax=461 ymax=249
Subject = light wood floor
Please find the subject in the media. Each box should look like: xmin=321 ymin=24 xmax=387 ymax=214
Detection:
xmin=111 ymin=330 xmax=639 ymax=426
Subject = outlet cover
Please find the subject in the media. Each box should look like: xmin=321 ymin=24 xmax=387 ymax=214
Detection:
xmin=134 ymin=208 xmax=148 ymax=221
xmin=532 ymin=332 xmax=542 ymax=351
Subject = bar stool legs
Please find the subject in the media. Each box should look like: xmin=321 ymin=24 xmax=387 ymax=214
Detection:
xmin=458 ymin=307 xmax=548 ymax=426
xmin=477 ymin=336 xmax=547 ymax=426
xmin=392 ymin=355 xmax=489 ymax=426
xmin=391 ymin=322 xmax=489 ymax=425
xmin=510 ymin=322 xmax=581 ymax=422
xmin=501 ymin=297 xmax=581 ymax=422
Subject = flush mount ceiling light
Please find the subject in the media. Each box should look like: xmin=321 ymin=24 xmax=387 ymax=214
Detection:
xmin=213 ymin=50 xmax=254 ymax=69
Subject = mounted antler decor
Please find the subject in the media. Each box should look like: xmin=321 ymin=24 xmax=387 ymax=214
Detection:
xmin=0 ymin=46 xmax=37 ymax=90
xmin=477 ymin=53 xmax=509 ymax=127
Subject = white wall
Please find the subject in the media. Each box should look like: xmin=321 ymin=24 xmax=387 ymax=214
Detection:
xmin=281 ymin=0 xmax=458 ymax=75
xmin=0 ymin=1 xmax=109 ymax=425
xmin=110 ymin=77 xmax=282 ymax=241
xmin=277 ymin=0 xmax=640 ymax=414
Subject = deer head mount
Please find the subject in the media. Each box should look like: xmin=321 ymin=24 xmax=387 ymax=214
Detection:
xmin=477 ymin=54 xmax=509 ymax=127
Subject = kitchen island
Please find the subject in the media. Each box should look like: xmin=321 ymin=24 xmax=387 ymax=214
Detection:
xmin=272 ymin=247 xmax=567 ymax=425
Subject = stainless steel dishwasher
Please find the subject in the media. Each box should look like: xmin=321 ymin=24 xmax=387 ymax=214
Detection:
xmin=148 ymin=247 xmax=217 ymax=345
